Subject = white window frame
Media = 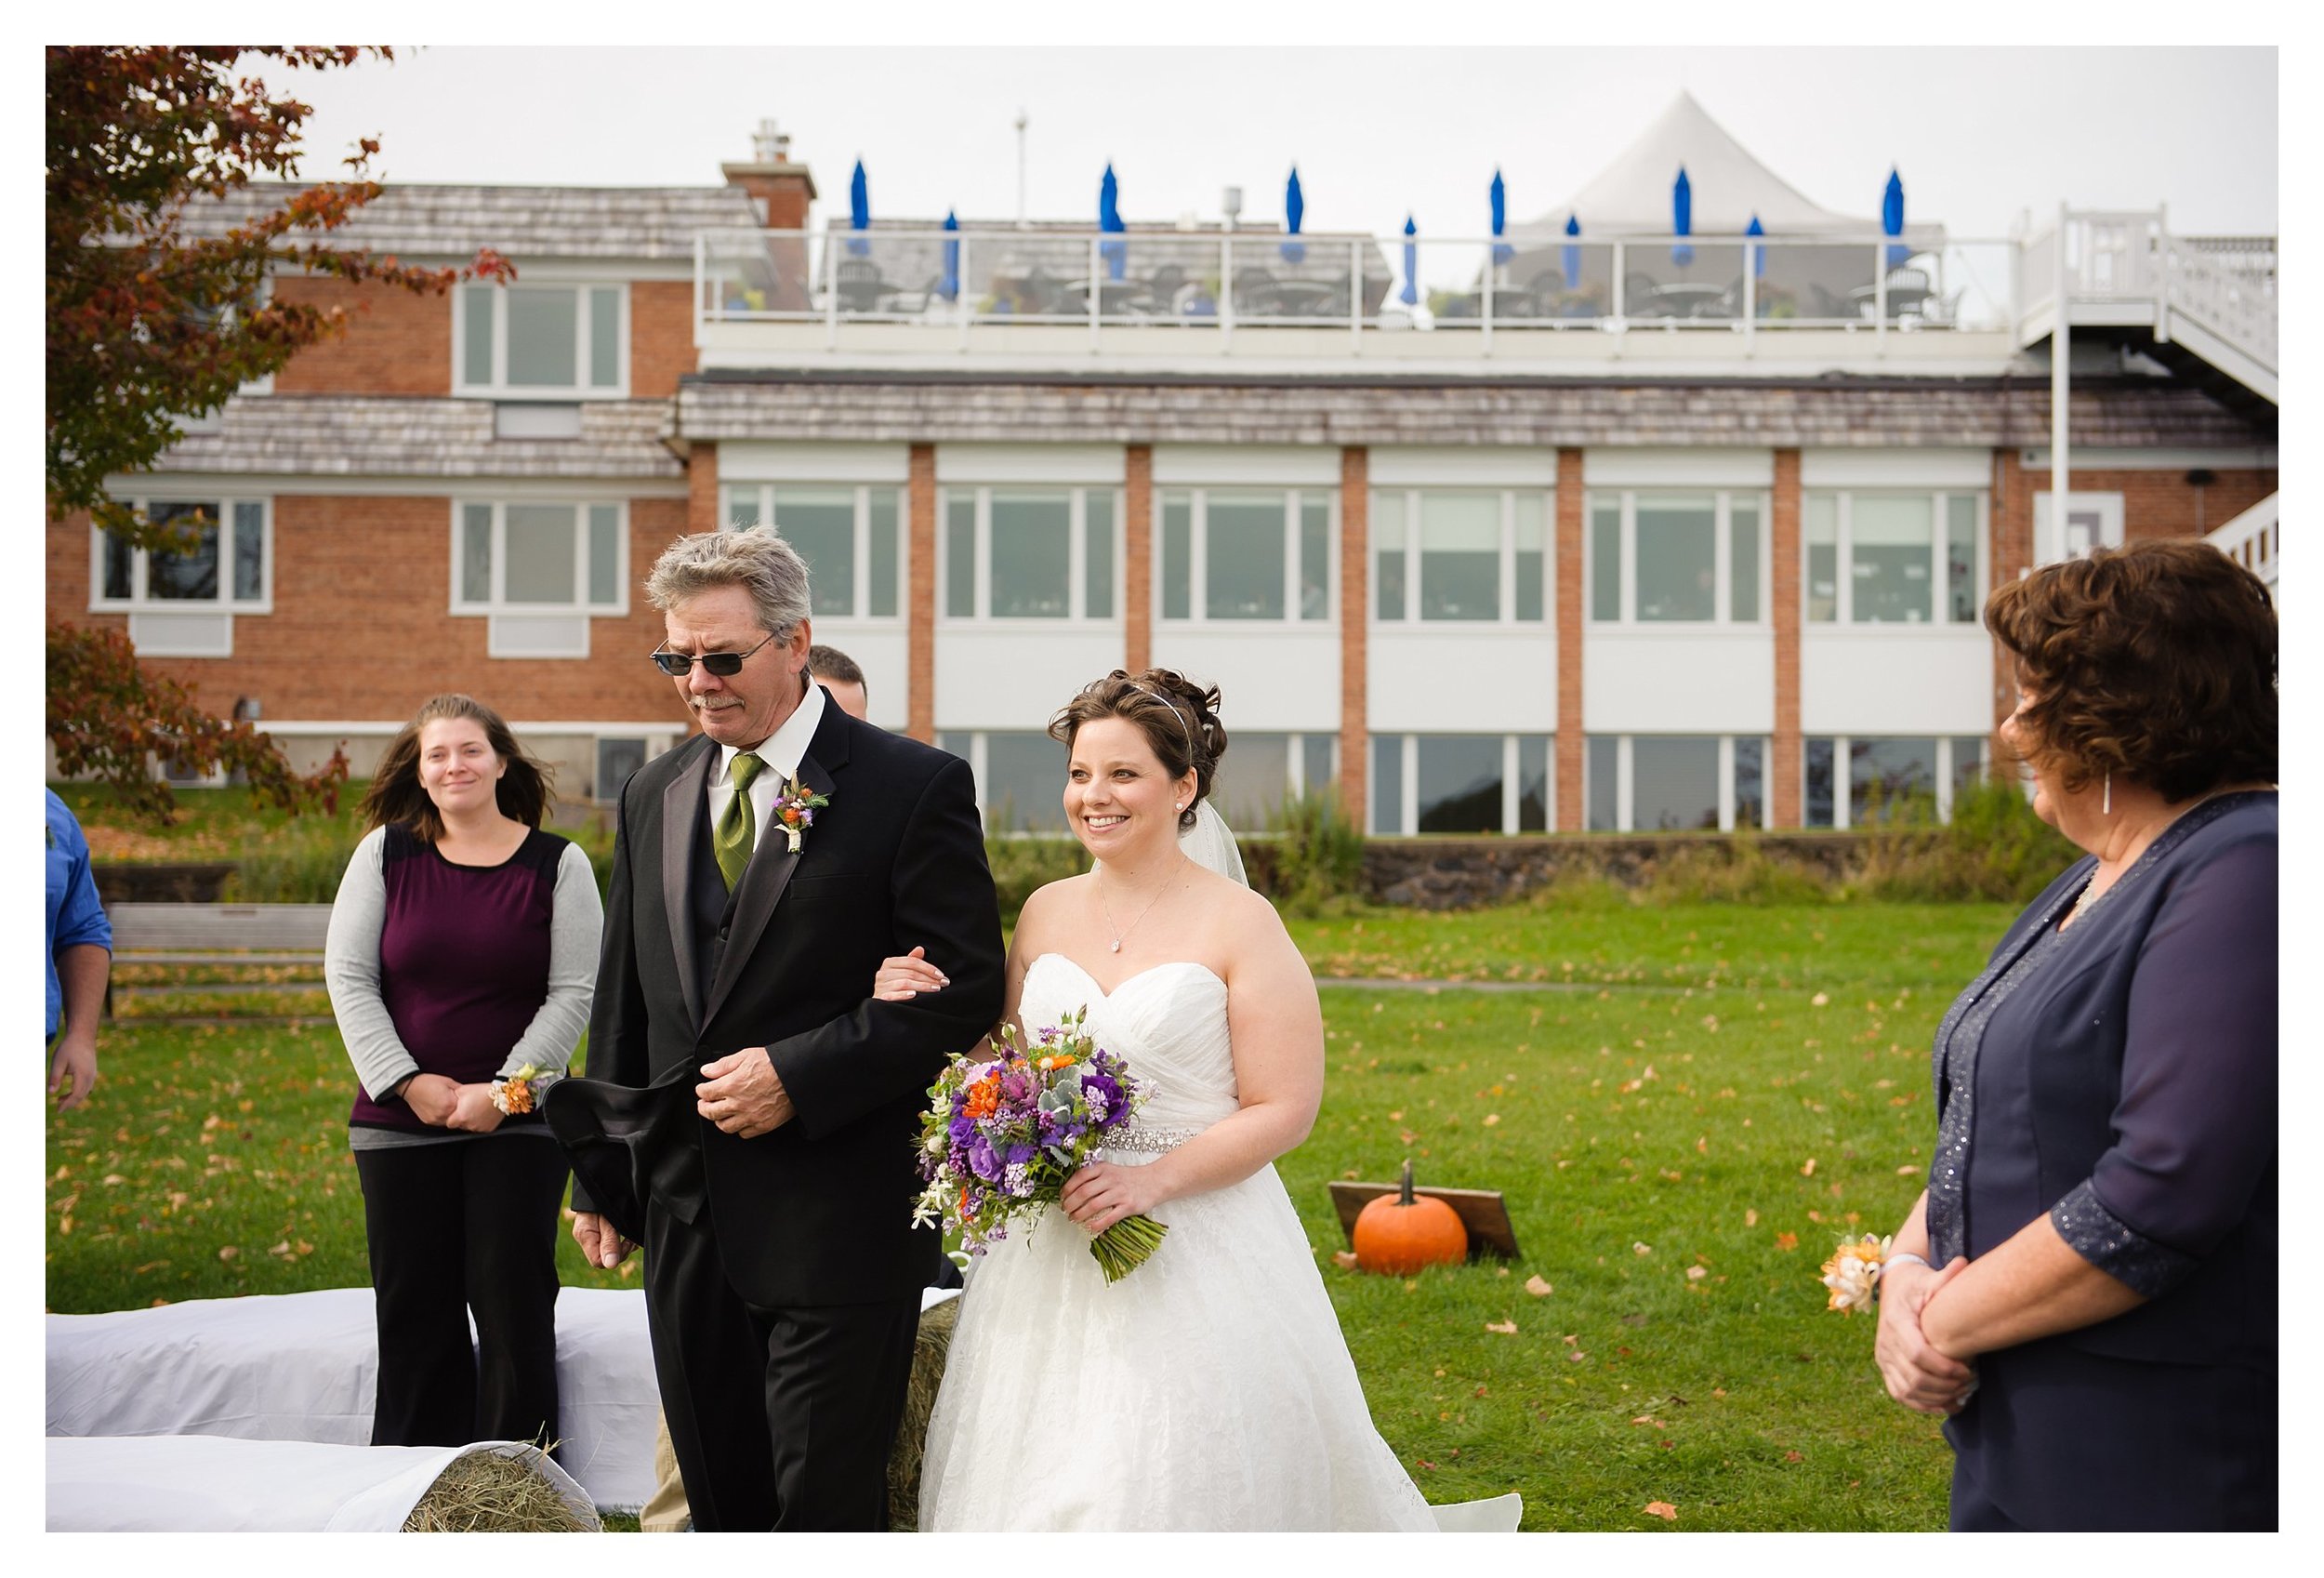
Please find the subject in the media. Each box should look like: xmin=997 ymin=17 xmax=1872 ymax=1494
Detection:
xmin=1584 ymin=733 xmax=1768 ymax=832
xmin=89 ymin=495 xmax=275 ymax=615
xmin=721 ymin=483 xmax=906 ymax=622
xmin=1155 ymin=486 xmax=1338 ymax=627
xmin=1367 ymin=733 xmax=1555 ymax=836
xmin=1371 ymin=487 xmax=1553 ymax=625
xmin=448 ymin=500 xmax=629 ymax=661
xmin=937 ymin=484 xmax=1125 ymax=625
xmin=1802 ymin=735 xmax=1976 ymax=829
xmin=1582 ymin=489 xmax=1771 ymax=627
xmin=1803 ymin=489 xmax=1988 ymax=626
xmin=453 ymin=281 xmax=629 ymax=400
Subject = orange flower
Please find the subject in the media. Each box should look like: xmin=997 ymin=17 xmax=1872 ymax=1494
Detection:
xmin=962 ymin=1075 xmax=1000 ymax=1120
xmin=502 ymin=1080 xmax=535 ymax=1115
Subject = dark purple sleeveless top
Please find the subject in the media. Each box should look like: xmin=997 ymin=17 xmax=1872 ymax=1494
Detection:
xmin=347 ymin=824 xmax=568 ymax=1134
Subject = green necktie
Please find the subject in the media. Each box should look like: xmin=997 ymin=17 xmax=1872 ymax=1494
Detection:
xmin=714 ymin=750 xmax=766 ymax=891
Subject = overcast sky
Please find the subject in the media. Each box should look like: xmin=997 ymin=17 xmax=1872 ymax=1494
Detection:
xmin=275 ymin=46 xmax=2277 ymax=245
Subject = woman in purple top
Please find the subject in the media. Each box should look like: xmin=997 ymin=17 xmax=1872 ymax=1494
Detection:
xmin=324 ymin=695 xmax=602 ymax=1452
xmin=1871 ymin=541 xmax=2276 ymax=1531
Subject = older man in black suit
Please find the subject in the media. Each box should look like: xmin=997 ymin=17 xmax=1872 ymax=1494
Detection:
xmin=555 ymin=528 xmax=1002 ymax=1532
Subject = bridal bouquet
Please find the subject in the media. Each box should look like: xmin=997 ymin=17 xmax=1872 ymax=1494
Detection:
xmin=912 ymin=1008 xmax=1169 ymax=1283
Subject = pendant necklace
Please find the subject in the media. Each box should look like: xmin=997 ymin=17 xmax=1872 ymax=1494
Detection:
xmin=1097 ymin=855 xmax=1185 ymax=954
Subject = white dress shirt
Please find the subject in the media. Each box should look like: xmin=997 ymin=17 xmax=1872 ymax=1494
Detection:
xmin=706 ymin=681 xmax=826 ymax=857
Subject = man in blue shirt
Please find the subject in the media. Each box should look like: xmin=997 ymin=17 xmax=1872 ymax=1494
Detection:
xmin=46 ymin=789 xmax=111 ymax=1108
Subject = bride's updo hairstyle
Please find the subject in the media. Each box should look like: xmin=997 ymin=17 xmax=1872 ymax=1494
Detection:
xmin=1048 ymin=669 xmax=1228 ymax=832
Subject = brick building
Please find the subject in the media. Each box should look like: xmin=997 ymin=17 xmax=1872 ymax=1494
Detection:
xmin=50 ymin=102 xmax=2278 ymax=834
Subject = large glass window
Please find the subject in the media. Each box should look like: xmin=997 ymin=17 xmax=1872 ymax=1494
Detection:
xmin=1634 ymin=496 xmax=1718 ymax=622
xmin=1518 ymin=735 xmax=1550 ymax=832
xmin=1804 ymin=737 xmax=1837 ymax=828
xmin=1804 ymin=495 xmax=1839 ymax=623
xmin=981 ymin=731 xmax=1067 ymax=832
xmin=1850 ymin=496 xmax=1934 ymax=624
xmin=1159 ymin=488 xmax=1332 ymax=623
xmin=1850 ymin=736 xmax=1937 ymax=821
xmin=1371 ymin=488 xmax=1552 ymax=623
xmin=1370 ymin=735 xmax=1403 ymax=836
xmin=1631 ymin=736 xmax=1720 ymax=830
xmin=93 ymin=497 xmax=271 ymax=612
xmin=454 ymin=500 xmax=626 ymax=614
xmin=1211 ymin=733 xmax=1292 ymax=829
xmin=457 ymin=283 xmax=626 ymax=397
xmin=939 ymin=485 xmax=1121 ymax=622
xmin=1950 ymin=735 xmax=1988 ymax=795
xmin=1416 ymin=735 xmax=1503 ymax=832
xmin=1734 ymin=736 xmax=1765 ymax=829
xmin=724 ymin=484 xmax=905 ymax=620
xmin=1589 ymin=490 xmax=1766 ymax=625
xmin=1586 ymin=736 xmax=1618 ymax=831
xmin=1419 ymin=495 xmax=1500 ymax=621
xmin=990 ymin=492 xmax=1072 ymax=617
xmin=1805 ymin=490 xmax=1985 ymax=624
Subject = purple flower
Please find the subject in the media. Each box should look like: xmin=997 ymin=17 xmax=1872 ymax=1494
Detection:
xmin=966 ymin=1133 xmax=1002 ymax=1182
xmin=1080 ymin=1071 xmax=1124 ymax=1124
xmin=947 ymin=1115 xmax=975 ymax=1146
xmin=1005 ymin=1142 xmax=1036 ymax=1166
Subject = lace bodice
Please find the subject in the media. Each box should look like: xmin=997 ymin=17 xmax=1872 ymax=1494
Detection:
xmin=1021 ymin=952 xmax=1240 ymax=1133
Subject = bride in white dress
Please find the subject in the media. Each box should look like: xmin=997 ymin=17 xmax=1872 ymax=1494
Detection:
xmin=884 ymin=669 xmax=1438 ymax=1532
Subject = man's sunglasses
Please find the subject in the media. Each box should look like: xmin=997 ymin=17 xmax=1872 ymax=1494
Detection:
xmin=649 ymin=630 xmax=778 ymax=677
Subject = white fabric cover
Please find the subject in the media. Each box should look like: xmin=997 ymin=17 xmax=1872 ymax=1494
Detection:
xmin=46 ymin=1436 xmax=597 ymax=1532
xmin=46 ymin=1286 xmax=659 ymax=1510
xmin=1431 ymin=1492 xmax=1524 ymax=1532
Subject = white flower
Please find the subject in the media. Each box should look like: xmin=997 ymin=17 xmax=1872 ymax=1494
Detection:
xmin=1822 ymin=1253 xmax=1879 ymax=1314
xmin=1003 ymin=1161 xmax=1032 ymax=1198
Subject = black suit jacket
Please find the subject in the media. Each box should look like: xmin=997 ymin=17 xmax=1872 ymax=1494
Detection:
xmin=561 ymin=690 xmax=1003 ymax=1306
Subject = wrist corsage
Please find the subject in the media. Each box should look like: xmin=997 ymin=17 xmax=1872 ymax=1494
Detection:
xmin=772 ymin=774 xmax=830 ymax=855
xmin=1819 ymin=1233 xmax=1894 ymax=1315
xmin=489 ymin=1063 xmax=558 ymax=1116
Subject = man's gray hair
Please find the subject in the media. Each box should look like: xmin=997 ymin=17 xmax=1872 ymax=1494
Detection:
xmin=644 ymin=529 xmax=812 ymax=635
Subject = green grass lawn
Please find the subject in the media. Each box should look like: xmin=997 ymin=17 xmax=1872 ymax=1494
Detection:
xmin=49 ymin=899 xmax=2008 ymax=1531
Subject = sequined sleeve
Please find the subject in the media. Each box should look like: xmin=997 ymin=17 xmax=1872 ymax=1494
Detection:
xmin=2049 ymin=1179 xmax=2198 ymax=1297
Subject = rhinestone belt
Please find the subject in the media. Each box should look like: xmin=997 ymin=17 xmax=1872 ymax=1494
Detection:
xmin=1103 ymin=1123 xmax=1207 ymax=1154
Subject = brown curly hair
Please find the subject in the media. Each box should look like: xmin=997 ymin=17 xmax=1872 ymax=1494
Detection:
xmin=360 ymin=694 xmax=556 ymax=842
xmin=1047 ymin=669 xmax=1228 ymax=831
xmin=1984 ymin=539 xmax=2275 ymax=802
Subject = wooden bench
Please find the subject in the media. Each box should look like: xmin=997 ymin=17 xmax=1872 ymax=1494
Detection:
xmin=102 ymin=904 xmax=334 ymax=1015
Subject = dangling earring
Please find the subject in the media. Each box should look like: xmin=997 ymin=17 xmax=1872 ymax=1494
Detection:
xmin=2102 ymin=772 xmax=2111 ymax=816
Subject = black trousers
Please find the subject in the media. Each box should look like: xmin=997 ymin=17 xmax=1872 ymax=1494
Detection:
xmin=354 ymin=1134 xmax=569 ymax=1451
xmin=643 ymin=1199 xmax=922 ymax=1532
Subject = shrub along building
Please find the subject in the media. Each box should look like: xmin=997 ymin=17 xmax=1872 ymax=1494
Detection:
xmin=50 ymin=99 xmax=2277 ymax=838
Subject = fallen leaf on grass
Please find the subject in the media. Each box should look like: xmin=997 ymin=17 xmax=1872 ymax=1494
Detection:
xmin=1744 ymin=1208 xmax=1759 ymax=1227
xmin=1485 ymin=1319 xmax=1518 ymax=1334
xmin=1644 ymin=1501 xmax=1678 ymax=1521
xmin=1331 ymin=1251 xmax=1360 ymax=1270
xmin=1685 ymin=1266 xmax=1708 ymax=1281
xmin=1632 ymin=1241 xmax=1653 ymax=1256
xmin=1566 ymin=1350 xmax=1588 ymax=1362
xmin=1801 ymin=1158 xmax=1817 ymax=1176
xmin=1775 ymin=1232 xmax=1799 ymax=1251
xmin=1482 ymin=1113 xmax=1500 ymax=1127
xmin=1785 ymin=1451 xmax=1803 ymax=1463
xmin=217 ymin=1245 xmax=238 ymax=1261
xmin=1810 ymin=993 xmax=1829 ymax=1007
xmin=1896 ymin=1164 xmax=1919 ymax=1175
xmin=1524 ymin=1275 xmax=1553 ymax=1297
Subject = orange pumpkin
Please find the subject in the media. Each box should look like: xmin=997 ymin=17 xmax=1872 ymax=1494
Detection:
xmin=1353 ymin=1160 xmax=1468 ymax=1274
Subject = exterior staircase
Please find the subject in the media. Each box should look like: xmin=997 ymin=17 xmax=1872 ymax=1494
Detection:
xmin=2207 ymin=493 xmax=2278 ymax=598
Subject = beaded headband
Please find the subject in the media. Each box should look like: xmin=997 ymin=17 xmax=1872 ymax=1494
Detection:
xmin=1123 ymin=682 xmax=1198 ymax=756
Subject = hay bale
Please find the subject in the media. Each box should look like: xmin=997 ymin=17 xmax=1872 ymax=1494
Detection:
xmin=885 ymin=1296 xmax=960 ymax=1531
xmin=403 ymin=1446 xmax=600 ymax=1532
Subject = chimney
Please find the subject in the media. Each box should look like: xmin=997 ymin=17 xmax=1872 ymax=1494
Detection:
xmin=722 ymin=118 xmax=817 ymax=230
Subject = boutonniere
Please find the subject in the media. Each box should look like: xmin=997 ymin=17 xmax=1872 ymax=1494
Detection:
xmin=772 ymin=774 xmax=830 ymax=854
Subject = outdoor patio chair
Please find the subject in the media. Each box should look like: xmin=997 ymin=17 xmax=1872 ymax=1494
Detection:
xmin=835 ymin=258 xmax=887 ymax=313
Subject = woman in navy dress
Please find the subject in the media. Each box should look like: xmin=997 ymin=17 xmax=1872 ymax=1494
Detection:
xmin=1872 ymin=539 xmax=2276 ymax=1531
xmin=324 ymin=695 xmax=602 ymax=1451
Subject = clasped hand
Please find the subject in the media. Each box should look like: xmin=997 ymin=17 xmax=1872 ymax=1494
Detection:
xmin=1875 ymin=1257 xmax=1978 ymax=1415
xmin=1060 ymin=1160 xmax=1171 ymax=1236
xmin=696 ymin=1046 xmax=794 ymax=1137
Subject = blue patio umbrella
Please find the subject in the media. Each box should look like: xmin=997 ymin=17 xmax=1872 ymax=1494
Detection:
xmin=1282 ymin=166 xmax=1306 ymax=263
xmin=1882 ymin=167 xmax=1908 ymax=268
xmin=1563 ymin=213 xmax=1581 ymax=286
xmin=941 ymin=208 xmax=960 ymax=300
xmin=1746 ymin=212 xmax=1765 ymax=279
xmin=1490 ymin=169 xmax=1512 ymax=264
xmin=1671 ymin=166 xmax=1694 ymax=267
xmin=1098 ymin=163 xmax=1127 ymax=282
xmin=847 ymin=158 xmax=870 ymax=258
xmin=1400 ymin=215 xmax=1419 ymax=307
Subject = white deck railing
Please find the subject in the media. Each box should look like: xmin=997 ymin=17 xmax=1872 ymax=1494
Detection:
xmin=2207 ymin=493 xmax=2278 ymax=591
xmin=2019 ymin=209 xmax=2276 ymax=394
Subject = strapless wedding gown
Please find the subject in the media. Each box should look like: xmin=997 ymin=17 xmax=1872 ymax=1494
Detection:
xmin=918 ymin=951 xmax=1438 ymax=1532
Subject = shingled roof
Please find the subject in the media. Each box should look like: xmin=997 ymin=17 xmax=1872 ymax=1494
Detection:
xmin=674 ymin=373 xmax=2273 ymax=450
xmin=171 ymin=182 xmax=762 ymax=260
xmin=148 ymin=396 xmax=681 ymax=479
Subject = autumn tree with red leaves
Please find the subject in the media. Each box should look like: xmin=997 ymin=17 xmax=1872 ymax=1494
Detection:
xmin=46 ymin=46 xmax=514 ymax=817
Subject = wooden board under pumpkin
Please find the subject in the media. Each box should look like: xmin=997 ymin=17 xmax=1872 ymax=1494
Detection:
xmin=1327 ymin=1181 xmax=1519 ymax=1261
